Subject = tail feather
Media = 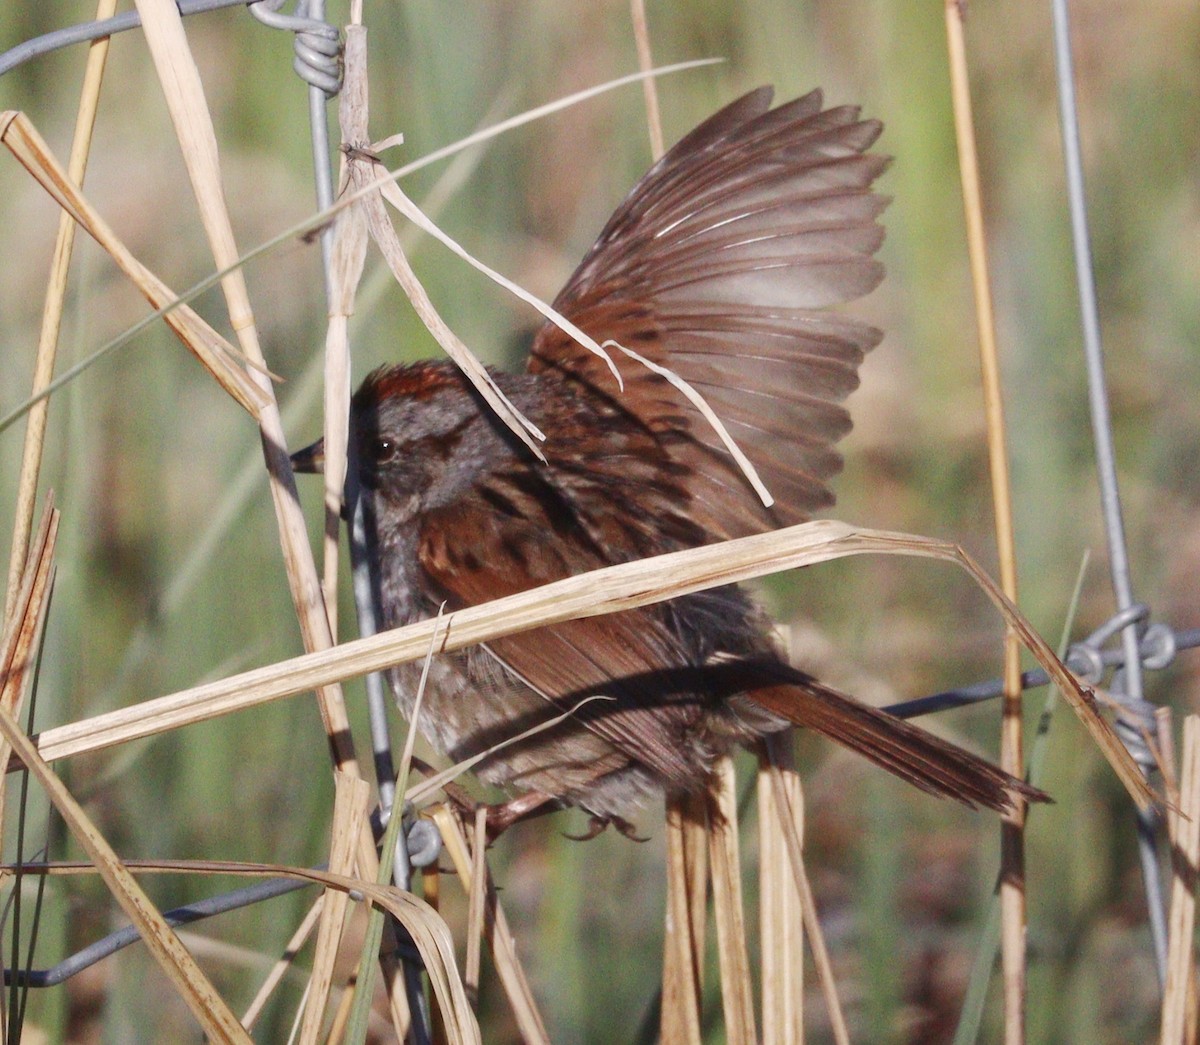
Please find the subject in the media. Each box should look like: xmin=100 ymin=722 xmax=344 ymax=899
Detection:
xmin=746 ymin=678 xmax=1047 ymax=813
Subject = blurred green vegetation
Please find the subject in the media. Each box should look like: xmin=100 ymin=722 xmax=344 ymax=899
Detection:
xmin=0 ymin=0 xmax=1196 ymax=1041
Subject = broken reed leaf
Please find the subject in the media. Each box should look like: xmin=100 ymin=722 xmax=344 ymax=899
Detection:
xmin=0 ymin=501 xmax=59 ymax=843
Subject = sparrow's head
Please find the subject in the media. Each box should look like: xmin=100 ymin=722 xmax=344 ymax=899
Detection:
xmin=291 ymin=361 xmax=529 ymax=522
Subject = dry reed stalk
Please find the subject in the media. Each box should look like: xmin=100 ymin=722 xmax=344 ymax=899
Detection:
xmin=629 ymin=0 xmax=665 ymax=159
xmin=424 ymin=860 xmax=450 ymax=1045
xmin=1162 ymin=717 xmax=1200 ymax=1044
xmin=943 ymin=4 xmax=1029 ymax=1040
xmin=1154 ymin=708 xmax=1195 ymax=1044
xmin=465 ymin=807 xmax=489 ymax=1006
xmin=662 ymin=793 xmax=707 ymax=1043
xmin=337 ymin=20 xmax=547 ymax=460
xmin=325 ymin=977 xmax=358 ymax=1045
xmin=242 ymin=895 xmax=326 ymax=1030
xmin=20 ymin=522 xmax=1156 ymax=811
xmin=764 ymin=757 xmax=851 ymax=1045
xmin=2 ymin=0 xmax=118 ymax=626
xmin=432 ymin=806 xmax=551 ymax=1045
xmin=759 ymin=736 xmax=804 ymax=1044
xmin=0 ymin=502 xmax=58 ymax=845
xmin=318 ymin=21 xmax=367 ymax=638
xmin=708 ymin=756 xmax=758 ymax=1043
xmin=299 ymin=773 xmax=372 ymax=1043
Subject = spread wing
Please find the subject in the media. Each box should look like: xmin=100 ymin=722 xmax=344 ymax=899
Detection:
xmin=528 ymin=86 xmax=888 ymax=536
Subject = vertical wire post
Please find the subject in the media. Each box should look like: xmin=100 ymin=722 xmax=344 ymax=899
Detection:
xmin=1048 ymin=0 xmax=1167 ymax=983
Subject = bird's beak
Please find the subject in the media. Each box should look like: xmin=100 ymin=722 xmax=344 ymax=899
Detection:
xmin=290 ymin=438 xmax=325 ymax=475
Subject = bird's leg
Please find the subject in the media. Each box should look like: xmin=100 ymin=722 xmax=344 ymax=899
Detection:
xmin=439 ymin=785 xmax=560 ymax=841
xmin=483 ymin=790 xmax=559 ymax=838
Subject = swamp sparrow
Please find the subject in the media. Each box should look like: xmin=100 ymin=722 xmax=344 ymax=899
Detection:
xmin=295 ymin=88 xmax=1042 ymax=832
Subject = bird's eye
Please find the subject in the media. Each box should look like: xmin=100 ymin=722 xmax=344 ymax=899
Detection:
xmin=369 ymin=436 xmax=398 ymax=463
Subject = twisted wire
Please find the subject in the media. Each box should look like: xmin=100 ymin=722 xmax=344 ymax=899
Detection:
xmin=248 ymin=0 xmax=342 ymax=96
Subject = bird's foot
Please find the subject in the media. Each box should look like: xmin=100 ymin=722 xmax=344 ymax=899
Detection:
xmin=441 ymin=786 xmax=559 ymax=842
xmin=563 ymin=813 xmax=649 ymax=843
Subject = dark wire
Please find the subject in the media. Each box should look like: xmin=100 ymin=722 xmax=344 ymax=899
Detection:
xmin=0 ymin=0 xmax=253 ymax=79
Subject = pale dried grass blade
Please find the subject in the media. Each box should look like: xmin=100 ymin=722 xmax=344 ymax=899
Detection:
xmin=432 ymin=806 xmax=551 ymax=1045
xmin=321 ymin=305 xmax=352 ymax=637
xmin=132 ymin=0 xmax=257 ymax=337
xmin=707 ymin=756 xmax=758 ymax=1044
xmin=4 ymin=0 xmax=118 ymax=625
xmin=1161 ymin=716 xmax=1200 ymax=1045
xmin=21 ymin=525 xmax=1153 ymax=807
xmin=379 ymin=177 xmax=622 ymax=392
xmin=396 ymin=608 xmax=446 ymax=801
xmin=325 ymin=977 xmax=358 ymax=1044
xmin=354 ymin=171 xmax=547 ymax=459
xmin=391 ymin=59 xmax=723 ymax=181
xmin=760 ymin=736 xmax=804 ymax=1045
xmin=319 ymin=25 xmax=371 ymax=636
xmin=404 ymin=696 xmax=613 ymax=809
xmin=242 ymin=895 xmax=325 ymax=1030
xmin=0 ymin=111 xmax=266 ymax=417
xmin=662 ymin=793 xmax=706 ymax=1044
xmin=943 ymin=6 xmax=1029 ymax=1037
xmin=299 ymin=773 xmax=372 ymax=1044
xmin=0 ymin=720 xmax=252 ymax=1041
xmin=628 ymin=0 xmax=664 ymax=160
xmin=11 ymin=856 xmax=477 ymax=1043
xmin=608 ymin=341 xmax=773 ymax=506
xmin=765 ymin=759 xmax=851 ymax=1045
xmin=465 ymin=807 xmax=488 ymax=1006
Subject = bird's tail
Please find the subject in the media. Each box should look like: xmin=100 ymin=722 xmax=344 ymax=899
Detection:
xmin=744 ymin=675 xmax=1047 ymax=813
